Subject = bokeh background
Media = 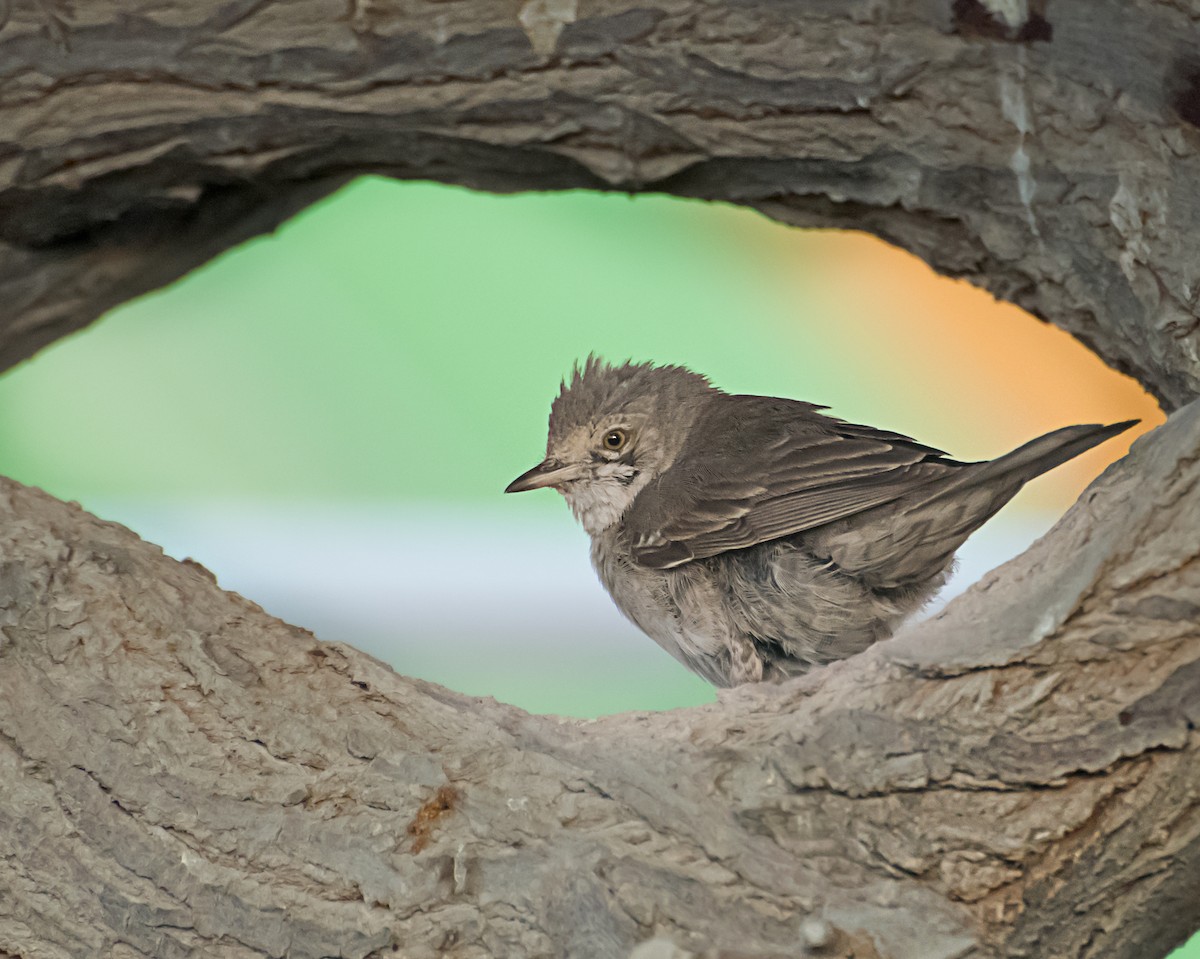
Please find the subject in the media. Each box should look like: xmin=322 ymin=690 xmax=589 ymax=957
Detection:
xmin=0 ymin=176 xmax=1163 ymax=716
xmin=2 ymin=176 xmax=1191 ymax=954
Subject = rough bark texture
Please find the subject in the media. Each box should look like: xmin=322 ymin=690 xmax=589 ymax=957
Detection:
xmin=1 ymin=0 xmax=1199 ymax=957
xmin=0 ymin=400 xmax=1197 ymax=959
xmin=1 ymin=0 xmax=1198 ymax=405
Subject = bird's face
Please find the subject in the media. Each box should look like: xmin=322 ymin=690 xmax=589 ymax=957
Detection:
xmin=506 ymin=358 xmax=716 ymax=535
xmin=505 ymin=414 xmax=662 ymax=535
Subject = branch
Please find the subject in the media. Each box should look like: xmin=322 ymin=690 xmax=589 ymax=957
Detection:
xmin=0 ymin=0 xmax=1198 ymax=404
xmin=0 ymin=397 xmax=1197 ymax=959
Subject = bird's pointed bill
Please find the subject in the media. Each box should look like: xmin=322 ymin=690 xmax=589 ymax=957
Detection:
xmin=505 ymin=460 xmax=586 ymax=493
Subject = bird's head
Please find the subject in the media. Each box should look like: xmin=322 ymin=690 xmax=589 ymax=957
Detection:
xmin=505 ymin=357 xmax=716 ymax=535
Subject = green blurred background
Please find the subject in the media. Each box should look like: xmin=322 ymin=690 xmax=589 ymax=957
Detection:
xmin=0 ymin=175 xmax=1190 ymax=955
xmin=0 ymin=176 xmax=1161 ymax=714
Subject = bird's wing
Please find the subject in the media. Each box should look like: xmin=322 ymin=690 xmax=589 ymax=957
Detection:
xmin=624 ymin=395 xmax=963 ymax=569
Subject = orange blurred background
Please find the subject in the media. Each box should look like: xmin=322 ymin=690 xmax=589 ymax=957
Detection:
xmin=0 ymin=180 xmax=1164 ymax=719
xmin=763 ymin=229 xmax=1161 ymax=508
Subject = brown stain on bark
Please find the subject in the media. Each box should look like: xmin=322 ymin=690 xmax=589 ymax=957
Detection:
xmin=407 ymin=784 xmax=460 ymax=853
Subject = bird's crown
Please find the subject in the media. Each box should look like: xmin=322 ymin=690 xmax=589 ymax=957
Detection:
xmin=548 ymin=356 xmax=715 ymax=445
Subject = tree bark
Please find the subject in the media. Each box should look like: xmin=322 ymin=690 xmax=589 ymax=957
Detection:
xmin=3 ymin=0 xmax=1200 ymax=407
xmin=0 ymin=0 xmax=1198 ymax=957
xmin=1 ymin=402 xmax=1197 ymax=959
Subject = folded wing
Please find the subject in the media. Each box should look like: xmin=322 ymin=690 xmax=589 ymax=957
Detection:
xmin=624 ymin=395 xmax=963 ymax=569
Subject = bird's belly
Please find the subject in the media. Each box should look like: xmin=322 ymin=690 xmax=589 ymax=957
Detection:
xmin=591 ymin=539 xmax=732 ymax=683
xmin=591 ymin=534 xmax=945 ymax=686
xmin=715 ymin=537 xmax=943 ymax=668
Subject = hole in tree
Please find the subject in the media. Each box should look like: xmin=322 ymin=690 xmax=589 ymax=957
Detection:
xmin=1168 ymin=55 xmax=1200 ymax=129
xmin=0 ymin=177 xmax=1160 ymax=717
xmin=950 ymin=0 xmax=1053 ymax=43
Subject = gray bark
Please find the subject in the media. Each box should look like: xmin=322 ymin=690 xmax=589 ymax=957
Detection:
xmin=1 ymin=0 xmax=1199 ymax=408
xmin=0 ymin=0 xmax=1198 ymax=957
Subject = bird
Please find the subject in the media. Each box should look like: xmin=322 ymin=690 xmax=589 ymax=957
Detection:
xmin=505 ymin=358 xmax=1136 ymax=687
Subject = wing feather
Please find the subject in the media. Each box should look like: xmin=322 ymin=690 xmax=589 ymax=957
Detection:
xmin=624 ymin=395 xmax=963 ymax=569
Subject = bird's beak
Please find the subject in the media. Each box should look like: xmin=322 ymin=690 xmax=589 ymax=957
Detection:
xmin=504 ymin=459 xmax=586 ymax=493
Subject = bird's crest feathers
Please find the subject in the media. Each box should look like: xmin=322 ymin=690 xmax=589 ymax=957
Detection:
xmin=548 ymin=356 xmax=715 ymax=445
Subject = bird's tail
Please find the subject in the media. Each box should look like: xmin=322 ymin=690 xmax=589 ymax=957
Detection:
xmin=813 ymin=420 xmax=1138 ymax=589
xmin=941 ymin=419 xmax=1139 ymax=498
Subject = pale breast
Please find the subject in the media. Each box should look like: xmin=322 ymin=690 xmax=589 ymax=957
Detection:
xmin=589 ymin=530 xmax=733 ymax=684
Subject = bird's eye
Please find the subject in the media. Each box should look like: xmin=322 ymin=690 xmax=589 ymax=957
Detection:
xmin=602 ymin=429 xmax=628 ymax=451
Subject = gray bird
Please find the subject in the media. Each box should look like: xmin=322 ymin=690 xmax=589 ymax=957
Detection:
xmin=505 ymin=358 xmax=1135 ymax=687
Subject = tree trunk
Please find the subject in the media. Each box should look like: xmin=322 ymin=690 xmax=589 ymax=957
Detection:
xmin=0 ymin=1 xmax=1197 ymax=956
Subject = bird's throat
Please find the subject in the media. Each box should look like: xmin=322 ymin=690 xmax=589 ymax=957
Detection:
xmin=561 ymin=469 xmax=646 ymax=536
